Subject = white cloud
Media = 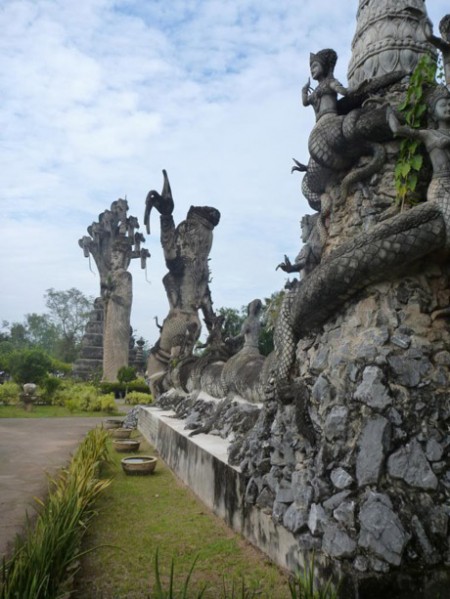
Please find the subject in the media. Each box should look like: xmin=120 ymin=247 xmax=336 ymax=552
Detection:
xmin=1 ymin=0 xmax=448 ymax=345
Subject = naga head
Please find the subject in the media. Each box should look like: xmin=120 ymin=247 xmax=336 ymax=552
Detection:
xmin=144 ymin=169 xmax=174 ymax=234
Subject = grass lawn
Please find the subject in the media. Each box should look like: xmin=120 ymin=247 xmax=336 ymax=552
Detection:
xmin=73 ymin=434 xmax=291 ymax=599
xmin=0 ymin=404 xmax=119 ymax=418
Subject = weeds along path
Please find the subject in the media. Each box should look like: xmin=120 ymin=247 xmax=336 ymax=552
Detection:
xmin=0 ymin=417 xmax=104 ymax=560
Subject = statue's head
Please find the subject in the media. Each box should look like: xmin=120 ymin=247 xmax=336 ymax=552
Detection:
xmin=427 ymin=85 xmax=450 ymax=123
xmin=187 ymin=206 xmax=221 ymax=229
xmin=310 ymin=49 xmax=337 ymax=79
xmin=247 ymin=299 xmax=262 ymax=317
xmin=439 ymin=14 xmax=450 ymax=42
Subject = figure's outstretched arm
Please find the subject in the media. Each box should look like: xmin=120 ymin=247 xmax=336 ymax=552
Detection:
xmin=387 ymin=106 xmax=422 ymax=141
xmin=422 ymin=17 xmax=450 ymax=53
xmin=330 ymin=78 xmax=348 ymax=97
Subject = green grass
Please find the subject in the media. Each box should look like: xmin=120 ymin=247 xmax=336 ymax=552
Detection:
xmin=73 ymin=436 xmax=291 ymax=598
xmin=0 ymin=405 xmax=119 ymax=418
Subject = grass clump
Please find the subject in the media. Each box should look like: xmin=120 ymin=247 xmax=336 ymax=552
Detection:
xmin=1 ymin=427 xmax=112 ymax=599
xmin=288 ymin=556 xmax=339 ymax=599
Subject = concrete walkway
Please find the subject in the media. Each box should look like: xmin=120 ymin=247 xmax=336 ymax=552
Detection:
xmin=0 ymin=417 xmax=104 ymax=559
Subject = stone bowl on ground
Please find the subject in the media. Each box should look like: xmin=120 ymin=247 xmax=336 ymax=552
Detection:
xmin=121 ymin=456 xmax=157 ymax=475
xmin=109 ymin=427 xmax=132 ymax=439
xmin=103 ymin=418 xmax=124 ymax=430
xmin=113 ymin=439 xmax=141 ymax=453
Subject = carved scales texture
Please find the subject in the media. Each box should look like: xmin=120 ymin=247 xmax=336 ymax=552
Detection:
xmin=290 ymin=203 xmax=446 ymax=339
xmin=348 ymin=0 xmax=436 ymax=87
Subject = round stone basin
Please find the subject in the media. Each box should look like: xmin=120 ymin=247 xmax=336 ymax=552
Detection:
xmin=109 ymin=427 xmax=132 ymax=439
xmin=104 ymin=418 xmax=124 ymax=430
xmin=121 ymin=456 xmax=157 ymax=475
xmin=113 ymin=439 xmax=141 ymax=453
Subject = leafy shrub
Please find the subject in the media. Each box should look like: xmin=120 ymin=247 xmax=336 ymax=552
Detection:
xmin=53 ymin=382 xmax=116 ymax=413
xmin=7 ymin=349 xmax=52 ymax=385
xmin=125 ymin=391 xmax=153 ymax=405
xmin=40 ymin=375 xmax=63 ymax=403
xmin=0 ymin=381 xmax=21 ymax=405
xmin=100 ymin=377 xmax=150 ymax=397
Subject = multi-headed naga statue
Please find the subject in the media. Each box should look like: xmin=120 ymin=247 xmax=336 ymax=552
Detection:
xmin=144 ymin=170 xmax=221 ymax=397
xmin=79 ymin=199 xmax=150 ymax=381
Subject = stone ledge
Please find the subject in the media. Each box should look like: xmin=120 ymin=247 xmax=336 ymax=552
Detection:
xmin=137 ymin=405 xmax=314 ymax=574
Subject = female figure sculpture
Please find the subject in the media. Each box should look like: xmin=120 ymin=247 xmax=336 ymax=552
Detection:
xmin=388 ymin=85 xmax=450 ymax=209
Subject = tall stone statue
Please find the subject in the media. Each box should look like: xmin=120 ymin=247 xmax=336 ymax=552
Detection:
xmin=78 ymin=199 xmax=149 ymax=382
xmin=348 ymin=0 xmax=436 ymax=87
xmin=144 ymin=170 xmax=221 ymax=397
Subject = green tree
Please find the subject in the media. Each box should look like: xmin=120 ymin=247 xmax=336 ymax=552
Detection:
xmin=25 ymin=313 xmax=60 ymax=354
xmin=45 ymin=288 xmax=94 ymax=362
xmin=217 ymin=306 xmax=246 ymax=339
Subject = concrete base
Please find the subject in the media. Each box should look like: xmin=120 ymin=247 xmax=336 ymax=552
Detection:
xmin=138 ymin=405 xmax=311 ymax=573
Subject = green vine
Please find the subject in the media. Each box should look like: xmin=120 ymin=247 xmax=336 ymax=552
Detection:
xmin=394 ymin=54 xmax=437 ymax=209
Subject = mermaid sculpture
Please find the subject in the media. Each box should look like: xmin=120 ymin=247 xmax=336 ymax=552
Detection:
xmin=295 ymin=49 xmax=397 ymax=213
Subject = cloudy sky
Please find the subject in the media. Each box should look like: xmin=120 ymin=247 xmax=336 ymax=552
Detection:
xmin=1 ymin=0 xmax=448 ymax=345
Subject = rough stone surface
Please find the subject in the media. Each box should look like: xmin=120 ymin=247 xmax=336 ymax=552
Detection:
xmin=388 ymin=439 xmax=438 ymax=490
xmin=330 ymin=467 xmax=353 ymax=490
xmin=359 ymin=494 xmax=409 ymax=566
xmin=356 ymin=417 xmax=390 ymax=487
xmin=323 ymin=523 xmax=357 ymax=558
xmin=354 ymin=366 xmax=392 ymax=410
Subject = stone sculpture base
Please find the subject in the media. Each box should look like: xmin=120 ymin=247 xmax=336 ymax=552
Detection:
xmin=137 ymin=405 xmax=317 ymax=574
xmin=138 ymin=252 xmax=450 ymax=597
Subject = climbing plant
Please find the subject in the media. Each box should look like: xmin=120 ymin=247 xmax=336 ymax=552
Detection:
xmin=394 ymin=54 xmax=437 ymax=209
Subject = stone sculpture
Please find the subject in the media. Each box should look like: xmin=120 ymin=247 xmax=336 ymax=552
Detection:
xmin=220 ymin=299 xmax=266 ymax=402
xmin=78 ymin=199 xmax=149 ymax=382
xmin=298 ymin=48 xmax=398 ymax=215
xmin=144 ymin=170 xmax=220 ymax=397
xmin=141 ymin=3 xmax=450 ymax=594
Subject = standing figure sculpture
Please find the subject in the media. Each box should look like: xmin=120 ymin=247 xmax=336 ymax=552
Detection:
xmin=297 ymin=48 xmax=394 ymax=212
xmin=78 ymin=199 xmax=150 ymax=382
xmin=422 ymin=14 xmax=450 ymax=87
xmin=388 ymin=85 xmax=450 ymax=208
xmin=144 ymin=170 xmax=221 ymax=398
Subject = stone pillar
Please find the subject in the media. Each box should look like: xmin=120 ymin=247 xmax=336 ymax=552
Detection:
xmin=78 ymin=199 xmax=149 ymax=382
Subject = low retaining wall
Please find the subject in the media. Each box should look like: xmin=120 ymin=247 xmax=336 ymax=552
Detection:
xmin=137 ymin=405 xmax=312 ymax=574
